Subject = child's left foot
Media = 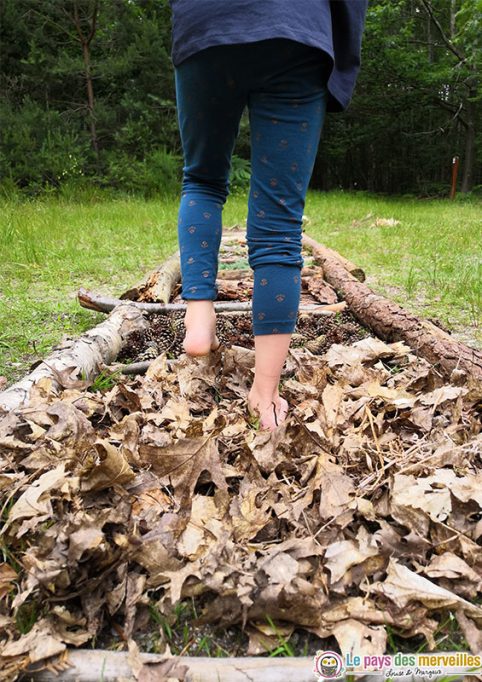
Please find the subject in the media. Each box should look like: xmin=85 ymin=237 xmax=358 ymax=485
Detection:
xmin=247 ymin=390 xmax=289 ymax=431
xmin=183 ymin=300 xmax=220 ymax=356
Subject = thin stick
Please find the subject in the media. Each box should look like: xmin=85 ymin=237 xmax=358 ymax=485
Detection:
xmin=78 ymin=288 xmax=339 ymax=316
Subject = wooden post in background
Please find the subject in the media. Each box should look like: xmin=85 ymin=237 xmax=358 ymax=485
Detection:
xmin=450 ymin=155 xmax=459 ymax=199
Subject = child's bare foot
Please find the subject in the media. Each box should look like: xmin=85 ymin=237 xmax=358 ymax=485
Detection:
xmin=247 ymin=388 xmax=289 ymax=431
xmin=183 ymin=300 xmax=220 ymax=356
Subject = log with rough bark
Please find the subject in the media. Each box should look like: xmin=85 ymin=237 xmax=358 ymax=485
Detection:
xmin=318 ymin=244 xmax=366 ymax=282
xmin=300 ymin=235 xmax=365 ymax=282
xmin=120 ymin=249 xmax=181 ymax=303
xmin=78 ymin=288 xmax=339 ymax=316
xmin=302 ymin=233 xmax=482 ymax=381
xmin=0 ymin=304 xmax=149 ymax=413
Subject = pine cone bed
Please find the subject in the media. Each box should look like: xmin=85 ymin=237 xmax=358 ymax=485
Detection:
xmin=117 ymin=310 xmax=369 ymax=364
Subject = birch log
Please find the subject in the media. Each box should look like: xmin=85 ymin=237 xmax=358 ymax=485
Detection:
xmin=0 ymin=303 xmax=149 ymax=413
xmin=302 ymin=233 xmax=482 ymax=381
xmin=120 ymin=249 xmax=181 ymax=303
xmin=28 ymin=650 xmax=386 ymax=682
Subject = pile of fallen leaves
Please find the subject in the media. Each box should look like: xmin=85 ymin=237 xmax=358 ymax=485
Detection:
xmin=0 ymin=334 xmax=481 ymax=680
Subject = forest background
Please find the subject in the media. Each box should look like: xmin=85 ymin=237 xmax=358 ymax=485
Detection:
xmin=0 ymin=0 xmax=480 ymax=199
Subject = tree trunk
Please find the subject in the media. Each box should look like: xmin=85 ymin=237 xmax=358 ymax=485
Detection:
xmin=81 ymin=40 xmax=99 ymax=157
xmin=461 ymin=93 xmax=476 ymax=193
xmin=72 ymin=0 xmax=99 ymax=158
xmin=302 ymin=234 xmax=482 ymax=382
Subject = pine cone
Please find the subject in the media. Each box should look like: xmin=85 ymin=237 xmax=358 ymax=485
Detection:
xmin=305 ymin=334 xmax=326 ymax=354
xmin=138 ymin=341 xmax=159 ymax=361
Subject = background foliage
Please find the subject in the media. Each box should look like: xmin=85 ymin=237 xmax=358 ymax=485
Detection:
xmin=0 ymin=0 xmax=480 ymax=197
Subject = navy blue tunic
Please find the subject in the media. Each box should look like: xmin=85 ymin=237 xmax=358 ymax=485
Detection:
xmin=169 ymin=0 xmax=368 ymax=112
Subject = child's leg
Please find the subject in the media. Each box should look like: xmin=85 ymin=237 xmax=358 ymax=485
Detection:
xmin=174 ymin=48 xmax=247 ymax=355
xmin=246 ymin=43 xmax=329 ymax=428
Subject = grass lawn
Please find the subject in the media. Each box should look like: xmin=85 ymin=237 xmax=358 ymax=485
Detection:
xmin=0 ymin=190 xmax=480 ymax=386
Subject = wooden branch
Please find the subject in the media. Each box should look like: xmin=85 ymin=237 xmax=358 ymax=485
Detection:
xmin=217 ymin=265 xmax=320 ymax=280
xmin=120 ymin=250 xmax=181 ymax=303
xmin=78 ymin=288 xmax=339 ymax=316
xmin=303 ymin=233 xmax=482 ymax=381
xmin=0 ymin=304 xmax=149 ymax=413
xmin=419 ymin=0 xmax=465 ymax=62
xmin=217 ymin=269 xmax=251 ymax=280
xmin=29 ymin=650 xmax=379 ymax=682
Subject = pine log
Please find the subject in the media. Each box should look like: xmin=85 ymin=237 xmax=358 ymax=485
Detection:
xmin=78 ymin=288 xmax=338 ymax=316
xmin=120 ymin=250 xmax=181 ymax=303
xmin=302 ymin=233 xmax=482 ymax=381
xmin=301 ymin=236 xmax=366 ymax=282
xmin=0 ymin=303 xmax=149 ymax=413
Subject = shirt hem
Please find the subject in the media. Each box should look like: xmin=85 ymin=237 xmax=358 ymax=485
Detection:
xmin=172 ymin=28 xmax=349 ymax=112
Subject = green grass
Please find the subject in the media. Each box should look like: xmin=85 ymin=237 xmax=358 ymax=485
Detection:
xmin=0 ymin=190 xmax=480 ymax=385
xmin=304 ymin=191 xmax=481 ymax=347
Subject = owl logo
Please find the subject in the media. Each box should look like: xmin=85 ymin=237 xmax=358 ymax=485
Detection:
xmin=313 ymin=651 xmax=344 ymax=679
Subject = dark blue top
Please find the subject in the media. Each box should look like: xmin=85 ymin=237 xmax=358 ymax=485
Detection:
xmin=169 ymin=0 xmax=368 ymax=112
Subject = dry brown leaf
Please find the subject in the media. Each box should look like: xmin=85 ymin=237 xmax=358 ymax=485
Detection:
xmin=331 ymin=618 xmax=387 ymax=659
xmin=392 ymin=472 xmax=452 ymax=523
xmin=7 ymin=464 xmax=66 ymax=524
xmin=325 ymin=337 xmax=410 ymax=368
xmin=324 ymin=528 xmax=380 ymax=584
xmin=319 ymin=457 xmax=355 ymax=525
xmin=81 ymin=439 xmax=135 ymax=491
xmin=421 ymin=552 xmax=482 ymax=595
xmin=456 ymin=609 xmax=482 ymax=654
xmin=0 ymin=564 xmax=17 ymax=600
xmin=0 ymin=618 xmax=65 ymax=663
xmin=148 ymin=435 xmax=228 ymax=507
xmin=368 ymin=559 xmax=482 ymax=618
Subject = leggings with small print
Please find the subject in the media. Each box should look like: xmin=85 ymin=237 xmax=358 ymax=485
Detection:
xmin=175 ymin=38 xmax=331 ymax=335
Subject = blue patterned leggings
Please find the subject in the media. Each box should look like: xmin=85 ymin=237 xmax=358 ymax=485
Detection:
xmin=175 ymin=38 xmax=330 ymax=335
